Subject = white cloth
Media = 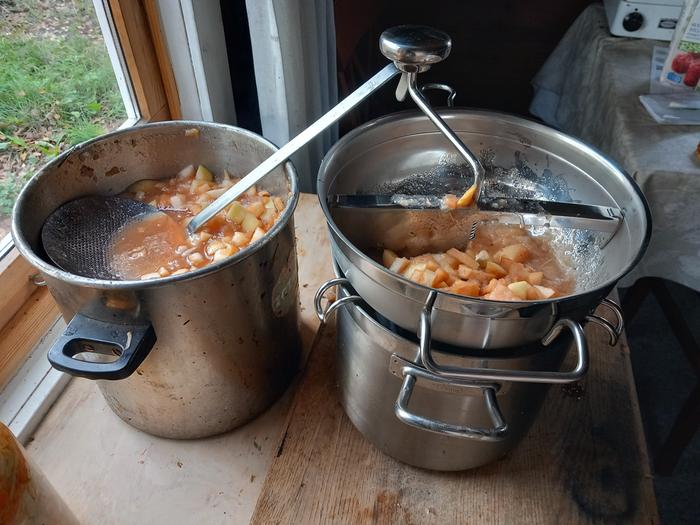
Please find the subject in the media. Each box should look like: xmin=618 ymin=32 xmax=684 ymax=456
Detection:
xmin=530 ymin=4 xmax=700 ymax=291
xmin=246 ymin=0 xmax=338 ymax=192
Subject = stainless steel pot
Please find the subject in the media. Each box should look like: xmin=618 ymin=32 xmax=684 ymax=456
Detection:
xmin=12 ymin=121 xmax=301 ymax=439
xmin=317 ymin=109 xmax=651 ymax=348
xmin=315 ymin=271 xmax=614 ymax=471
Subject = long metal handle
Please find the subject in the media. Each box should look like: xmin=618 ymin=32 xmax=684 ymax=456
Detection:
xmin=314 ymin=277 xmax=363 ymax=323
xmin=394 ymin=359 xmax=508 ymax=441
xmin=419 ymin=83 xmax=456 ymax=107
xmin=585 ymin=298 xmax=624 ymax=346
xmin=188 ymin=63 xmax=402 ymax=234
xmin=406 ymin=72 xmax=485 ymax=201
xmin=418 ymin=291 xmax=588 ymax=384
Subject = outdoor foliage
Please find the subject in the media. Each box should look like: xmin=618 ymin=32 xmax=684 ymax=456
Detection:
xmin=0 ymin=0 xmax=126 ymax=216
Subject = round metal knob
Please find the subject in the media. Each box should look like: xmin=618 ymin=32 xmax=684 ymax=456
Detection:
xmin=380 ymin=25 xmax=451 ymax=72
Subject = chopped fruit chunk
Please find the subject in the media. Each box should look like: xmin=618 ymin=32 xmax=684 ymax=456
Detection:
xmin=447 ymin=248 xmax=479 ymax=269
xmin=534 ymin=285 xmax=556 ymax=299
xmin=251 ymin=227 xmax=266 ymax=243
xmin=246 ymin=201 xmax=266 ymax=218
xmin=443 ymin=194 xmax=458 ymax=210
xmin=507 ymin=281 xmax=531 ymax=300
xmin=241 ymin=212 xmax=261 ymax=233
xmin=389 ymin=257 xmax=409 ymax=274
xmin=527 ymin=272 xmax=544 ymax=285
xmin=456 ymin=184 xmax=477 ymax=207
xmin=195 ymin=165 xmax=214 ymax=182
xmin=383 ymin=249 xmax=398 ymax=268
xmin=475 ymin=250 xmax=490 ymax=268
xmin=228 ymin=202 xmax=246 ymax=224
xmin=379 ymin=222 xmax=573 ymax=301
xmin=451 ymin=279 xmax=480 ymax=296
xmin=497 ymin=244 xmax=529 ymax=263
xmin=485 ymin=261 xmax=507 ymax=278
xmin=457 ymin=264 xmax=472 ymax=280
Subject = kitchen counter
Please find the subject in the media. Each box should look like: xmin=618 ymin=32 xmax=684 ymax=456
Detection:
xmin=25 ymin=194 xmax=658 ymax=524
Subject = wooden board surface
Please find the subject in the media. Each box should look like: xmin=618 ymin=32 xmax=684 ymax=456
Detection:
xmin=27 ymin=194 xmax=334 ymax=525
xmin=251 ymin=306 xmax=659 ymax=524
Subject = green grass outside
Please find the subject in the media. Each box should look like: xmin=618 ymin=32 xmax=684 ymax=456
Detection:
xmin=0 ymin=1 xmax=126 ymax=215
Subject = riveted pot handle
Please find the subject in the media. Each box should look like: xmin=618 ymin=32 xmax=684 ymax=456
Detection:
xmin=418 ymin=291 xmax=588 ymax=384
xmin=48 ymin=313 xmax=155 ymax=380
xmin=393 ymin=358 xmax=508 ymax=441
xmin=585 ymin=298 xmax=624 ymax=346
xmin=314 ymin=277 xmax=363 ymax=323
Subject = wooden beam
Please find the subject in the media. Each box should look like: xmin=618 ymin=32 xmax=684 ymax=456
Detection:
xmin=0 ymin=249 xmax=40 ymax=332
xmin=108 ymin=0 xmax=179 ymax=121
xmin=0 ymin=288 xmax=60 ymax=390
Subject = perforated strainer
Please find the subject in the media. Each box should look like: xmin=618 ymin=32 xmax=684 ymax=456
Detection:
xmin=41 ymin=196 xmax=169 ymax=280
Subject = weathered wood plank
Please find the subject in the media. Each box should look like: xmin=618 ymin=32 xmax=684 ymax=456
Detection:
xmin=251 ymin=304 xmax=659 ymax=524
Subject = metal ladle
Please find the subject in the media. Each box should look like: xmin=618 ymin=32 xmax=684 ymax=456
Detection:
xmin=42 ymin=25 xmax=481 ymax=278
xmin=186 ymin=25 xmax=482 ymax=234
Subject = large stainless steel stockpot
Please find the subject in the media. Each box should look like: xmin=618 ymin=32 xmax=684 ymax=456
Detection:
xmin=316 ymin=271 xmax=606 ymax=471
xmin=318 ymin=109 xmax=651 ymax=349
xmin=12 ymin=121 xmax=301 ymax=439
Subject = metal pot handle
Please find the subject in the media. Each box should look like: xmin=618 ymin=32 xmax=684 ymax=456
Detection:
xmin=314 ymin=277 xmax=363 ymax=323
xmin=585 ymin=298 xmax=624 ymax=346
xmin=392 ymin=356 xmax=508 ymax=441
xmin=47 ymin=313 xmax=156 ymax=380
xmin=418 ymin=291 xmax=588 ymax=384
xmin=419 ymin=83 xmax=456 ymax=107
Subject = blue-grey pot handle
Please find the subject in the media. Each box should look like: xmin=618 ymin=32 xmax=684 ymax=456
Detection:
xmin=48 ymin=313 xmax=156 ymax=380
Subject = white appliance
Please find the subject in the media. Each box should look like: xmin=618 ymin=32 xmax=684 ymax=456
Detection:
xmin=604 ymin=0 xmax=684 ymax=40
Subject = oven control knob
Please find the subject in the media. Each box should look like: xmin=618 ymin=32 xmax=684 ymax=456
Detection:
xmin=622 ymin=12 xmax=644 ymax=32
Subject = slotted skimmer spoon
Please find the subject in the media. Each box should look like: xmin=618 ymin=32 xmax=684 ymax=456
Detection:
xmin=41 ymin=196 xmax=186 ymax=280
xmin=40 ymin=26 xmax=465 ymax=279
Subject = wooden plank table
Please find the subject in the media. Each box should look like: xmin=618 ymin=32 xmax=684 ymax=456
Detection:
xmin=26 ymin=194 xmax=658 ymax=524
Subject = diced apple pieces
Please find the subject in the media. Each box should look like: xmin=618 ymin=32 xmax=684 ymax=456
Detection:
xmin=475 ymin=250 xmax=490 ymax=268
xmin=241 ymin=213 xmax=261 ymax=233
xmin=527 ymin=272 xmax=544 ymax=285
xmin=447 ymin=248 xmax=479 ymax=269
xmin=457 ymin=264 xmax=472 ymax=280
xmin=456 ymin=184 xmax=477 ymax=207
xmin=497 ymin=244 xmax=529 ymax=263
xmin=534 ymin=285 xmax=555 ymax=299
xmin=409 ymin=269 xmax=425 ymax=283
xmin=451 ymin=279 xmax=480 ymax=296
xmin=383 ymin=249 xmax=398 ymax=268
xmin=425 ymin=259 xmax=439 ymax=272
xmin=231 ymin=231 xmax=251 ymax=247
xmin=177 ymin=164 xmax=196 ymax=179
xmin=228 ymin=202 xmax=246 ymax=224
xmin=485 ymin=261 xmax=507 ymax=278
xmin=195 ymin=165 xmax=214 ymax=182
xmin=389 ymin=257 xmax=409 ymax=274
xmin=507 ymin=281 xmax=531 ymax=300
xmin=432 ymin=268 xmax=450 ymax=287
xmin=246 ymin=201 xmax=266 ymax=218
xmin=443 ymin=194 xmax=458 ymax=210
xmin=250 ymin=227 xmax=266 ymax=243
xmin=260 ymin=207 xmax=277 ymax=225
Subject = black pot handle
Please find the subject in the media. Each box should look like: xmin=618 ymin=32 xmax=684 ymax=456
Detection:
xmin=48 ymin=313 xmax=156 ymax=380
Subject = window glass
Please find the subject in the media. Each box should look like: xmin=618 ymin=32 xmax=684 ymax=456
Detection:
xmin=0 ymin=0 xmax=127 ymax=240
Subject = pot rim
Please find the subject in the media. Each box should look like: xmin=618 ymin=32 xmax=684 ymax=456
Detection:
xmin=318 ymin=108 xmax=652 ymax=308
xmin=11 ymin=120 xmax=300 ymax=290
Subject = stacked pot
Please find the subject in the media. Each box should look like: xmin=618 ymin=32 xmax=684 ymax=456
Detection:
xmin=315 ymin=109 xmax=651 ymax=470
